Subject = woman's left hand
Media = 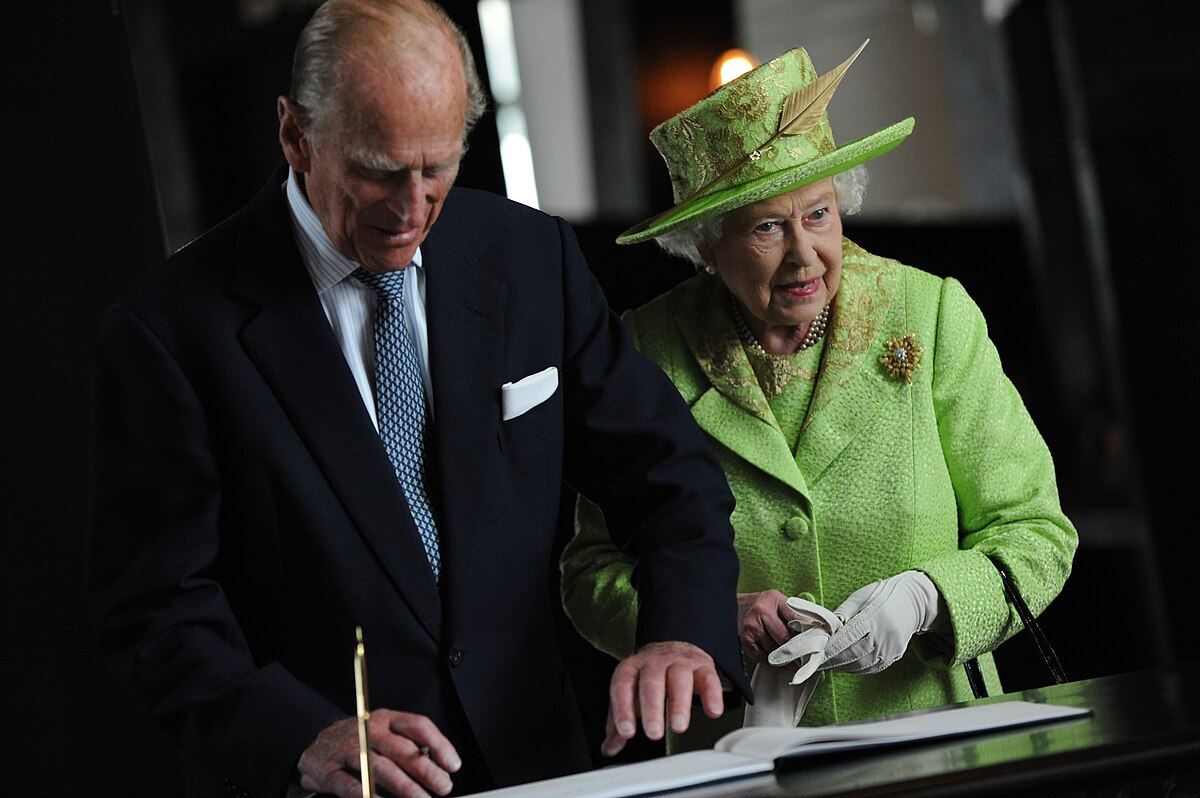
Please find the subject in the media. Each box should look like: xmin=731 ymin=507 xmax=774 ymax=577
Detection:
xmin=737 ymin=590 xmax=801 ymax=665
xmin=822 ymin=571 xmax=945 ymax=674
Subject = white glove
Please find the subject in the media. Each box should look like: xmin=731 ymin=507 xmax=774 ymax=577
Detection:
xmin=746 ymin=600 xmax=841 ymax=727
xmin=821 ymin=570 xmax=944 ymax=675
xmin=764 ymin=599 xmax=842 ymax=681
xmin=748 ymin=575 xmax=944 ymax=728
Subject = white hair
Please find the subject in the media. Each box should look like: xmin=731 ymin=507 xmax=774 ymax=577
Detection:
xmin=289 ymin=0 xmax=487 ymax=146
xmin=655 ymin=165 xmax=870 ymax=270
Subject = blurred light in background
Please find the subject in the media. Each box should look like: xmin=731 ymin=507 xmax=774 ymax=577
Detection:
xmin=710 ymin=48 xmax=758 ymax=90
xmin=478 ymin=0 xmax=540 ymax=209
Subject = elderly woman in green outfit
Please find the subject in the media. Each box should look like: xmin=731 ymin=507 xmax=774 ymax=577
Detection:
xmin=560 ymin=41 xmax=1076 ymax=755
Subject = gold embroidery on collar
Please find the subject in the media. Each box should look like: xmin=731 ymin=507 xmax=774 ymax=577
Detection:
xmin=675 ymin=276 xmax=777 ymax=429
xmin=746 ymin=345 xmax=821 ymax=399
xmin=804 ymin=242 xmax=896 ymax=426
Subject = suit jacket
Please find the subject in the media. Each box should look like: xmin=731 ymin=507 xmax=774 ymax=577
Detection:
xmin=87 ymin=166 xmax=747 ymax=796
xmin=562 ymin=240 xmax=1077 ymax=749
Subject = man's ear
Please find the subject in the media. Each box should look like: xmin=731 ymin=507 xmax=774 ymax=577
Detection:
xmin=278 ymin=96 xmax=312 ymax=172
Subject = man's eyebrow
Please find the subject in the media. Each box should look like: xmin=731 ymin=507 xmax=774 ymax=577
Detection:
xmin=428 ymin=153 xmax=462 ymax=170
xmin=345 ymin=149 xmax=463 ymax=173
xmin=346 ymin=148 xmax=407 ymax=172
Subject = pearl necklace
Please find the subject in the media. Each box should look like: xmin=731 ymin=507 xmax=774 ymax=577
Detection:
xmin=730 ymin=294 xmax=830 ymax=354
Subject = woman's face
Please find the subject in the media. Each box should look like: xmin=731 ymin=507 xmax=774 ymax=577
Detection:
xmin=702 ymin=178 xmax=843 ymax=335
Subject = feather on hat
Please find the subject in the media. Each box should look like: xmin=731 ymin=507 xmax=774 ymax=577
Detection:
xmin=617 ymin=40 xmax=914 ymax=245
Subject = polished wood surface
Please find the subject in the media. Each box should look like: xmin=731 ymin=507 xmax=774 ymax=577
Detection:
xmin=656 ymin=662 xmax=1200 ymax=797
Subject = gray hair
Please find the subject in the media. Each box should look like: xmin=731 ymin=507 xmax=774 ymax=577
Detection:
xmin=289 ymin=0 xmax=488 ymax=146
xmin=655 ymin=165 xmax=870 ymax=269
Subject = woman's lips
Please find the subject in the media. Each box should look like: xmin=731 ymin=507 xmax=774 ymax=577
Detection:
xmin=779 ymin=277 xmax=822 ymax=298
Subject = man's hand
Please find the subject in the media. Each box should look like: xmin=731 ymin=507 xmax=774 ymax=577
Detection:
xmin=736 ymin=590 xmax=800 ymax=665
xmin=602 ymin=641 xmax=724 ymax=757
xmin=298 ymin=710 xmax=462 ymax=798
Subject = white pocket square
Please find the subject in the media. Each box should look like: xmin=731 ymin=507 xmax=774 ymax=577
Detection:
xmin=501 ymin=366 xmax=558 ymax=421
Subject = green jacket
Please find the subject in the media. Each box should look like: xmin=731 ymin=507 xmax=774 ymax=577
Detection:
xmin=561 ymin=240 xmax=1077 ymax=750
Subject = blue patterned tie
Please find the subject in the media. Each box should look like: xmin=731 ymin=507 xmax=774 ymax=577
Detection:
xmin=353 ymin=266 xmax=441 ymax=581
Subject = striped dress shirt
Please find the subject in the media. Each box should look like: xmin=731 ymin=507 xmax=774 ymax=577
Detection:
xmin=282 ymin=168 xmax=434 ymax=428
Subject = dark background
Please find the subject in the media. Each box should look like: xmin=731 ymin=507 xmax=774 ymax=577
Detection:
xmin=4 ymin=0 xmax=1197 ymax=793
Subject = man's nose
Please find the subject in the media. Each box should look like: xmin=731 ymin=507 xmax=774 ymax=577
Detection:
xmin=385 ymin=173 xmax=424 ymax=216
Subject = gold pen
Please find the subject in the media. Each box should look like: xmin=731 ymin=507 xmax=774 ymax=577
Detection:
xmin=355 ymin=626 xmax=373 ymax=798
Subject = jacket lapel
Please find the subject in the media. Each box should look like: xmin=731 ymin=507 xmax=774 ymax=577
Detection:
xmin=420 ymin=226 xmax=507 ymax=642
xmin=794 ymin=240 xmax=900 ymax=484
xmin=230 ymin=170 xmax=443 ymax=641
xmin=672 ymin=276 xmax=810 ymax=497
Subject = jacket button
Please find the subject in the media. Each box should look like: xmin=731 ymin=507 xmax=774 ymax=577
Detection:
xmin=448 ymin=648 xmax=463 ymax=667
xmin=782 ymin=517 xmax=810 ymax=539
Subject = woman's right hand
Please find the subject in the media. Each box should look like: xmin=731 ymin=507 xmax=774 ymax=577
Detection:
xmin=736 ymin=590 xmax=801 ymax=665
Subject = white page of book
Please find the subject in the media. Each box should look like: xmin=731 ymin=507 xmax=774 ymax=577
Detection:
xmin=717 ymin=701 xmax=1090 ymax=760
xmin=471 ymin=701 xmax=1090 ymax=798
xmin=472 ymin=750 xmax=773 ymax=798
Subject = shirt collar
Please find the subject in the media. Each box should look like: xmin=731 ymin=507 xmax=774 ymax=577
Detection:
xmin=284 ymin=167 xmax=423 ymax=295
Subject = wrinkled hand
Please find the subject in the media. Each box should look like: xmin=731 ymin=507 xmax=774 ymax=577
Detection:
xmin=602 ymin=641 xmax=724 ymax=757
xmin=298 ymin=710 xmax=461 ymax=798
xmin=749 ymin=600 xmax=842 ymax=728
xmin=737 ymin=590 xmax=805 ymax=665
xmin=765 ymin=598 xmax=842 ymax=682
xmin=821 ymin=570 xmax=943 ymax=675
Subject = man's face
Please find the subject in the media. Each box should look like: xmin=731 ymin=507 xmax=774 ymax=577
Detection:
xmin=280 ymin=40 xmax=466 ymax=273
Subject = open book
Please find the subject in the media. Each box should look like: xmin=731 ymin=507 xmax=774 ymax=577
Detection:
xmin=475 ymin=701 xmax=1091 ymax=797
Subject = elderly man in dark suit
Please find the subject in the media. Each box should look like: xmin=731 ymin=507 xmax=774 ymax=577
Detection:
xmin=86 ymin=1 xmax=748 ymax=796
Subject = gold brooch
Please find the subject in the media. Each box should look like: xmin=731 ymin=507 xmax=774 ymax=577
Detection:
xmin=880 ymin=333 xmax=923 ymax=384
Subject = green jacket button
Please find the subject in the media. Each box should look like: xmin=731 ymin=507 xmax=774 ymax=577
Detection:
xmin=783 ymin=517 xmax=810 ymax=539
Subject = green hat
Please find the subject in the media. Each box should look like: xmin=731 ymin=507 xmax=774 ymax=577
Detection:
xmin=617 ymin=40 xmax=915 ymax=245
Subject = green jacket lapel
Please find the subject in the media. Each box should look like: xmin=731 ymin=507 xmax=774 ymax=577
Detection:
xmin=795 ymin=239 xmax=901 ymax=484
xmin=671 ymin=276 xmax=810 ymax=497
